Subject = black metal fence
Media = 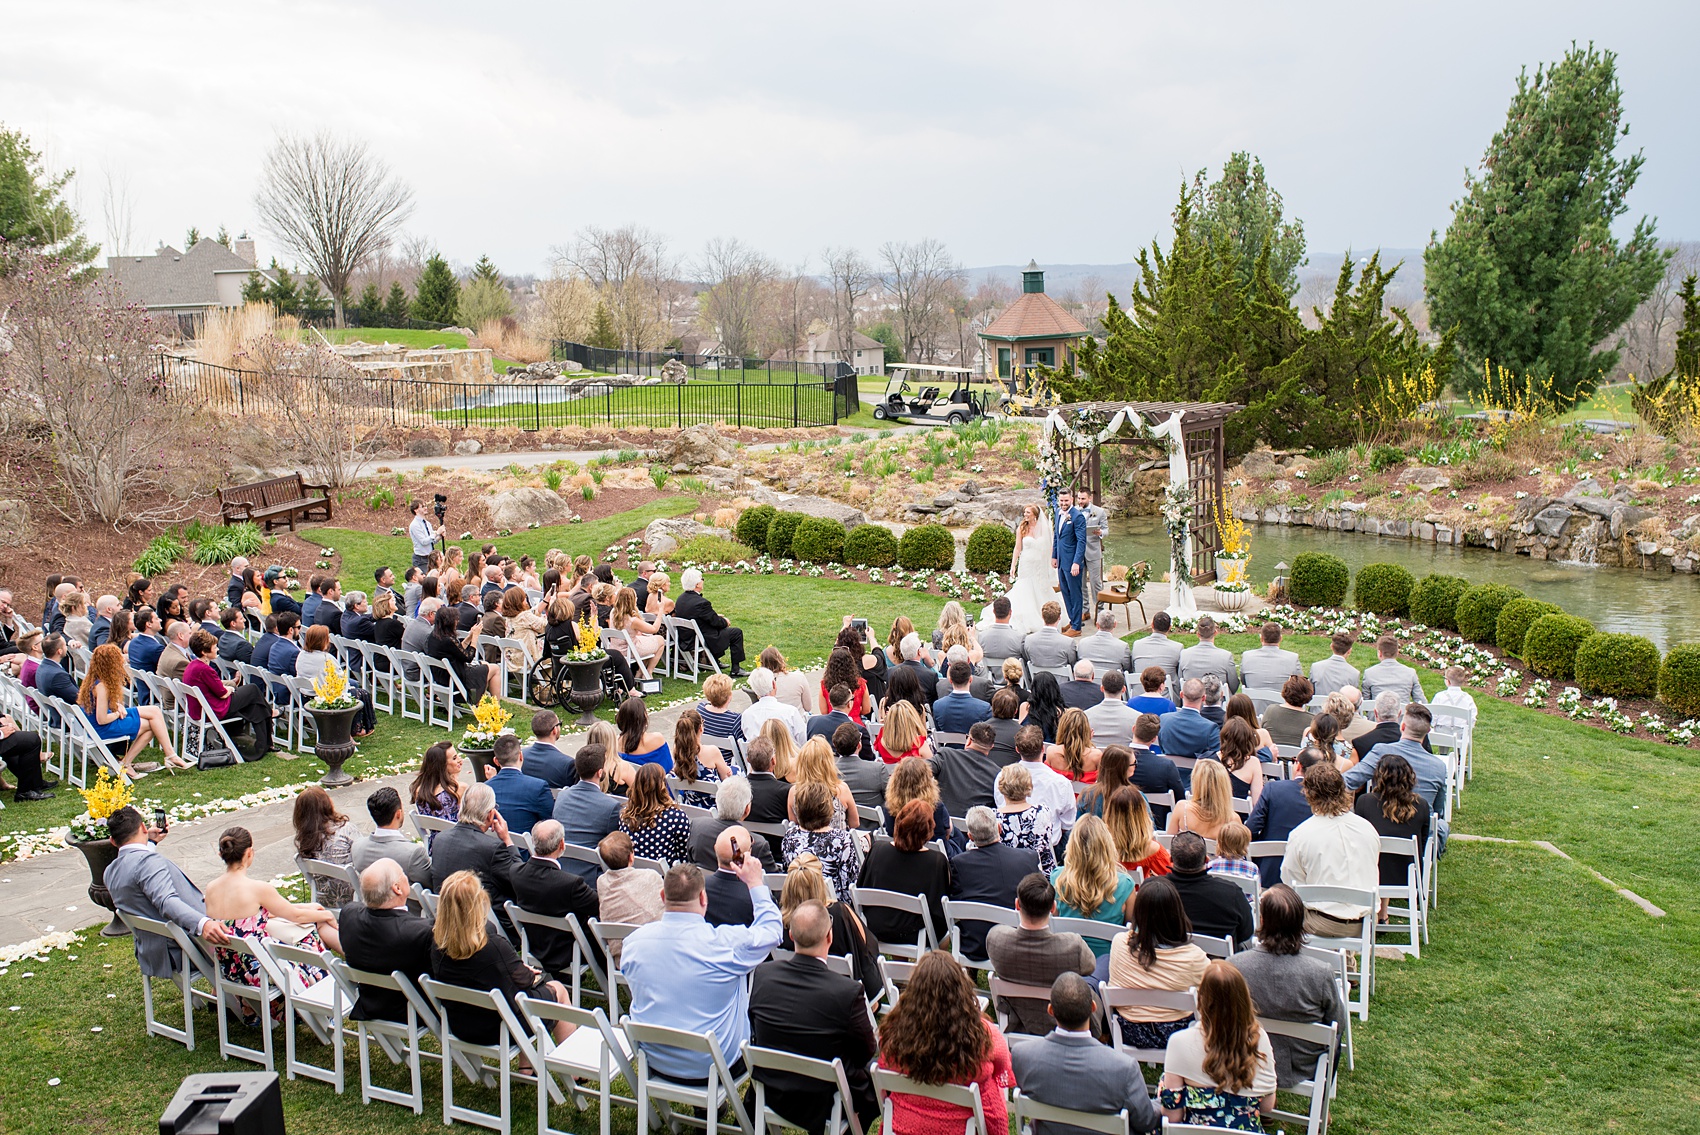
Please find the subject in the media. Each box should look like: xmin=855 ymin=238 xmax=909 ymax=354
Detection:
xmin=550 ymin=340 xmax=848 ymax=384
xmin=159 ymin=354 xmax=859 ymax=430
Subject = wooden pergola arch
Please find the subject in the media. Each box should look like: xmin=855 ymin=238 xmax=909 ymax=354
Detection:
xmin=1045 ymin=399 xmax=1242 ymax=582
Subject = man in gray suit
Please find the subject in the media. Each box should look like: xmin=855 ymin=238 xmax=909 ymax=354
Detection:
xmin=1128 ymin=610 xmax=1183 ymax=694
xmin=1023 ymin=600 xmax=1077 ymax=678
xmin=1081 ymin=501 xmax=1109 ymax=618
xmin=1361 ymin=634 xmax=1427 ymax=708
xmin=1240 ymin=622 xmax=1303 ymax=694
xmin=1309 ymin=632 xmax=1362 ymax=699
xmin=1008 ymin=973 xmax=1160 ymax=1135
xmin=1179 ymin=615 xmax=1239 ymax=694
xmin=977 ymin=596 xmax=1027 ymax=681
xmin=103 ymin=806 xmax=229 ymax=978
xmin=1077 ymin=609 xmax=1133 ymax=675
xmin=1084 ymin=669 xmax=1138 ymax=748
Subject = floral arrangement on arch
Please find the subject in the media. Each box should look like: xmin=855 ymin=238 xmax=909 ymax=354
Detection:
xmin=308 ymin=659 xmax=358 ymax=710
xmin=66 ymin=767 xmax=135 ymax=843
xmin=462 ymin=694 xmax=516 ymax=749
xmin=1161 ymin=482 xmax=1196 ymax=583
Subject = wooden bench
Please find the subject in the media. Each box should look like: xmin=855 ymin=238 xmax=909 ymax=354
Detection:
xmin=218 ymin=474 xmax=333 ymax=532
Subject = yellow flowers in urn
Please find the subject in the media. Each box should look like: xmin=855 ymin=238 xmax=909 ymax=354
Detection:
xmin=565 ymin=611 xmax=607 ymax=662
xmin=462 ymin=694 xmax=515 ymax=748
xmin=68 ymin=768 xmax=136 ymax=842
xmin=308 ymin=658 xmax=357 ymax=709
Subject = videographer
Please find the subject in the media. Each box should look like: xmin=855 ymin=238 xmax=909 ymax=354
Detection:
xmin=409 ymin=498 xmax=446 ymax=570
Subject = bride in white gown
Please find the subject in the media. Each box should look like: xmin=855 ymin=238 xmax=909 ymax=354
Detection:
xmin=982 ymin=504 xmax=1055 ymax=635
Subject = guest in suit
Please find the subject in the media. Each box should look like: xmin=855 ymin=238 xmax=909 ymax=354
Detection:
xmin=830 ymin=722 xmax=886 ymax=821
xmin=688 ymin=777 xmax=780 ymax=871
xmin=265 ymin=613 xmax=302 ymax=680
xmin=1178 ymin=616 xmax=1239 ymax=694
xmin=486 ymin=735 xmax=555 ymax=840
xmin=340 ymin=591 xmax=377 ymax=642
xmin=102 ymin=806 xmax=231 ymax=979
xmin=510 ymin=820 xmax=601 ymax=980
xmin=551 ymin=747 xmax=626 ymax=876
xmin=1023 ymin=601 xmax=1078 ymax=678
xmin=311 ymin=579 xmax=345 ymax=632
xmin=1239 ymin=623 xmax=1303 ymax=695
xmin=128 ymin=610 xmax=166 ymax=674
xmin=1352 ymin=690 xmax=1416 ymax=760
xmin=1059 ymin=659 xmax=1103 ymax=712
xmin=1009 ymin=972 xmax=1161 ymax=1135
xmin=1078 ymin=608 xmax=1133 ymax=675
xmin=1158 ymin=678 xmax=1221 ymax=759
xmin=1360 ymin=635 xmax=1427 ymax=709
xmin=985 ymin=873 xmax=1097 ymax=1035
xmin=1085 ymin=669 xmax=1138 ymax=748
xmin=1128 ymin=611 xmax=1183 ymax=693
xmin=33 ymin=636 xmax=83 ymax=707
xmin=1245 ymin=749 xmax=1323 ymax=886
xmin=520 ymin=710 xmax=576 ymax=788
xmin=429 ymin=784 xmax=522 ymax=920
xmin=743 ymin=738 xmax=793 ymax=849
xmin=673 ymin=568 xmax=747 ymax=676
xmin=1128 ymin=714 xmax=1186 ymax=827
xmin=1308 ymin=633 xmax=1362 ymax=699
xmin=807 ymin=683 xmax=873 ymax=762
xmin=156 ymin=619 xmax=195 ymax=686
xmin=747 ymin=900 xmax=880 ymax=1135
xmin=340 ymin=859 xmax=436 ymax=1021
xmin=214 ymin=606 xmax=253 ymax=664
xmin=932 ymin=660 xmax=992 ymax=734
xmin=930 ymin=720 xmax=1002 ymax=819
xmin=948 ymin=806 xmax=1040 ymax=961
xmin=351 ymin=786 xmax=432 ymax=887
xmin=704 ymin=825 xmax=759 ymax=927
xmin=1227 ymin=885 xmax=1343 ymax=1089
xmin=976 ymin=597 xmax=1026 ymax=676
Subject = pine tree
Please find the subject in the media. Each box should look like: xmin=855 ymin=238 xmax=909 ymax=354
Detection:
xmin=1674 ymin=275 xmax=1700 ymax=382
xmin=1189 ymin=152 xmax=1307 ymax=298
xmin=0 ymin=124 xmax=99 ymax=272
xmin=357 ymin=283 xmax=383 ymax=322
xmin=411 ymin=254 xmax=460 ymax=324
xmin=214 ymin=225 xmax=231 ymax=248
xmin=266 ymin=263 xmax=300 ymax=315
xmin=587 ymin=301 xmax=618 ymax=349
xmin=1630 ymin=274 xmax=1700 ymax=430
xmin=459 ymin=276 xmax=513 ymax=327
xmin=471 ymin=254 xmax=502 ymax=284
xmin=242 ymin=270 xmax=268 ymax=304
xmin=383 ymin=281 xmax=411 ymax=326
xmin=1426 ymin=44 xmax=1669 ymax=404
xmin=299 ymin=277 xmax=331 ymax=321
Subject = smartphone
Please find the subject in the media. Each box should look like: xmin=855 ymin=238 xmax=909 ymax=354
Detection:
xmin=153 ymin=806 xmax=168 ymax=832
xmin=729 ymin=835 xmax=746 ymax=867
xmin=851 ymin=617 xmax=868 ymax=632
xmin=965 ymin=615 xmax=976 ymax=627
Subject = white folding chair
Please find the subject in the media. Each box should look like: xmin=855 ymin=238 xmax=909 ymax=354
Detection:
xmin=744 ymin=1044 xmax=867 ymax=1135
xmin=1302 ymin=946 xmax=1356 ymax=1071
xmin=295 ymin=855 xmax=360 ymax=911
xmin=1100 ymin=986 xmax=1197 ymax=1066
xmin=410 ymin=809 xmax=458 ymax=845
xmin=518 ymin=995 xmax=640 ymax=1135
xmin=1243 ymin=686 xmax=1284 ymax=715
xmin=1189 ymin=931 xmax=1237 ymax=958
xmin=1010 ymin=1089 xmax=1127 ymax=1135
xmin=1376 ymin=835 xmax=1426 ymax=954
xmin=932 ymin=730 xmax=969 ymax=748
xmin=940 ymin=899 xmax=1020 ymax=972
xmin=1210 ymin=870 xmax=1260 ymax=929
xmin=625 ymin=1019 xmax=753 ymax=1135
xmin=206 ymin=932 xmax=286 ymax=1069
xmin=328 ymin=958 xmax=448 ymax=1114
xmin=1259 ymin=1016 xmax=1339 ymax=1135
xmin=394 ymin=647 xmax=429 ymax=724
xmin=1293 ymin=886 xmax=1376 ymax=1020
xmin=1049 ymin=915 xmax=1123 ymax=957
xmin=588 ymin=920 xmax=641 ymax=1022
xmin=119 ymin=911 xmax=220 ymax=1050
xmin=418 ymin=655 xmax=472 ymax=730
xmin=504 ymin=903 xmax=596 ymax=1003
xmin=264 ymin=938 xmax=346 ymax=1091
xmin=664 ymin=615 xmax=723 ymax=681
xmin=851 ymin=889 xmax=938 ymax=960
xmin=169 ymin=678 xmax=249 ymax=762
xmin=419 ymin=976 xmax=564 ymax=1135
xmin=987 ymin=976 xmax=1056 ymax=1034
xmin=872 ymin=1067 xmax=987 ymax=1135
xmin=1429 ymin=702 xmax=1475 ymax=781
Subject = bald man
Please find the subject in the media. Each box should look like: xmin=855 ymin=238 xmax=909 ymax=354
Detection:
xmin=338 ymin=860 xmax=435 ymax=1023
xmin=704 ymin=824 xmax=759 ymax=928
xmin=510 ymin=819 xmax=602 ymax=980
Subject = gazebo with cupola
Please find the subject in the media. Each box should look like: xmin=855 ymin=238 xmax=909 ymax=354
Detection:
xmin=979 ymin=261 xmax=1089 ymax=378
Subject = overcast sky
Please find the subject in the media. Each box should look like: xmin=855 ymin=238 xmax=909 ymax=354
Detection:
xmin=6 ymin=0 xmax=1695 ymax=277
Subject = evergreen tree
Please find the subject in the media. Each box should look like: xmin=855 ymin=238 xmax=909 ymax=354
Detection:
xmin=586 ymin=301 xmax=618 ymax=349
xmin=185 ymin=226 xmax=201 ymax=248
xmin=411 ymin=253 xmax=460 ymax=324
xmin=0 ymin=123 xmax=98 ymax=271
xmin=266 ymin=263 xmax=301 ymax=316
xmin=299 ymin=278 xmax=331 ymax=321
xmin=1189 ymin=152 xmax=1307 ymax=298
xmin=382 ymin=281 xmax=411 ymax=326
xmin=242 ymin=270 xmax=268 ymax=304
xmin=1426 ymin=44 xmax=1669 ymax=404
xmin=357 ymin=283 xmax=383 ymax=322
xmin=1630 ymin=274 xmax=1700 ymax=430
xmin=865 ymin=322 xmax=903 ymax=364
xmin=459 ymin=276 xmax=513 ymax=327
xmin=214 ymin=225 xmax=231 ymax=248
xmin=471 ymin=254 xmax=502 ymax=284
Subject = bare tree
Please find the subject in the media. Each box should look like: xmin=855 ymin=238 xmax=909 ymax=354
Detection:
xmin=879 ymin=239 xmax=964 ymax=362
xmin=531 ymin=269 xmax=597 ymax=342
xmin=254 ymin=132 xmax=415 ymax=326
xmin=696 ymin=237 xmax=778 ymax=359
xmin=99 ymin=170 xmax=135 ymax=259
xmin=1621 ymin=242 xmax=1700 ymax=380
xmin=238 ymin=335 xmax=375 ymax=489
xmin=551 ymin=224 xmax=674 ymax=351
xmin=825 ymin=246 xmax=872 ymax=361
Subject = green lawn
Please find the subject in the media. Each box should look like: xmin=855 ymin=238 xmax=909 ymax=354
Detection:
xmin=4 ymin=573 xmax=1697 ymax=1132
xmin=319 ymin=328 xmax=469 ymax=350
xmin=431 ymin=379 xmax=855 ymax=431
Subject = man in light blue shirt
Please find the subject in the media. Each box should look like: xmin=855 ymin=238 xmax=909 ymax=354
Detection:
xmin=1348 ymin=703 xmax=1451 ymax=854
xmin=620 ymin=859 xmax=782 ymax=1081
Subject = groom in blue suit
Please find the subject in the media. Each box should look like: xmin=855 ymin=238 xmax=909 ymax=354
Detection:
xmin=1052 ymin=487 xmax=1088 ymax=635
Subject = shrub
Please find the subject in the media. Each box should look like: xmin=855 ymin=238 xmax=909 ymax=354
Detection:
xmin=1353 ymin=562 xmax=1416 ymax=616
xmin=132 ymin=533 xmax=187 ymax=578
xmin=964 ymin=524 xmax=1016 ymax=573
xmin=1408 ymin=574 xmax=1470 ymax=630
xmin=1287 ymin=552 xmax=1349 ymax=608
xmin=1308 ymin=449 xmax=1352 ymax=484
xmin=765 ymin=511 xmax=806 ymax=558
xmin=1658 ymin=644 xmax=1700 ymax=717
xmin=843 ymin=523 xmax=900 ymax=567
xmin=898 ymin=524 xmax=956 ymax=571
xmin=792 ymin=517 xmax=847 ymax=564
xmin=734 ymin=505 xmax=777 ymax=552
xmin=1574 ymin=633 xmax=1661 ymax=698
xmin=673 ymin=535 xmax=755 ymax=563
xmin=1523 ymin=613 xmax=1596 ymax=680
xmin=1455 ymin=583 xmax=1524 ymax=644
xmin=1496 ymin=597 xmax=1563 ymax=659
xmin=1368 ymin=444 xmax=1405 ymax=472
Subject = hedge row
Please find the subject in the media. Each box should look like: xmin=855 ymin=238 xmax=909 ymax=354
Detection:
xmin=732 ymin=506 xmax=962 ymax=570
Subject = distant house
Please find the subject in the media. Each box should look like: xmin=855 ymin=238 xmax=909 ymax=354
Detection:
xmin=103 ymin=239 xmax=275 ymax=333
xmin=978 ymin=261 xmax=1088 ymax=377
xmin=771 ymin=329 xmax=887 ymax=376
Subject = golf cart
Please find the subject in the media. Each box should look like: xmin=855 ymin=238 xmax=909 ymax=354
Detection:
xmin=871 ymin=364 xmax=988 ymax=426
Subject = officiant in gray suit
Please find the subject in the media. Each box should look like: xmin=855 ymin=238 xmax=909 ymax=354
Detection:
xmin=1083 ymin=499 xmax=1108 ymax=617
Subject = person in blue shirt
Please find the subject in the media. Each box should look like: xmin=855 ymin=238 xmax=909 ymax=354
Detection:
xmin=521 ymin=710 xmax=577 ymax=789
xmin=552 ymin=746 xmax=625 ymax=878
xmin=127 ymin=609 xmax=165 ymax=674
xmin=1127 ymin=665 xmax=1178 ymax=716
xmin=620 ymin=858 xmax=782 ymax=1081
xmin=485 ymin=735 xmax=554 ymax=843
xmin=932 ymin=660 xmax=992 ymax=734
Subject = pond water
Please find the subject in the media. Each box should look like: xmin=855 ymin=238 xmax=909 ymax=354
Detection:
xmin=1103 ymin=517 xmax=1700 ymax=651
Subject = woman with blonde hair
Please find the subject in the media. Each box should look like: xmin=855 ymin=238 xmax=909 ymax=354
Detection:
xmin=931 ymin=601 xmax=982 ymax=660
xmin=60 ymin=592 xmax=92 ymax=648
xmin=758 ymin=645 xmax=815 ymax=715
xmin=1045 ymin=707 xmax=1101 ymax=783
xmin=761 ymin=717 xmax=800 ymax=782
xmin=883 ymin=755 xmax=952 ymax=843
xmin=617 ymin=762 xmax=691 ymax=864
xmin=643 ymin=571 xmax=674 ymax=618
xmin=936 ymin=619 xmax=984 ymax=668
xmin=429 ymin=870 xmax=572 ymax=1049
xmin=786 ymin=736 xmax=859 ymax=830
xmin=671 ymin=708 xmax=732 ymax=808
xmin=873 ymin=699 xmax=931 ymax=765
xmin=779 ymin=854 xmax=882 ymax=999
xmin=1047 ymin=814 xmax=1136 ymax=954
xmin=995 ymin=763 xmax=1055 ymax=872
xmin=1168 ymin=758 xmax=1235 ymax=842
xmin=78 ymin=643 xmax=185 ymax=775
xmin=1158 ymin=961 xmax=1277 ymax=1130
xmin=1106 ymin=785 xmax=1171 ymax=877
xmin=609 ymin=586 xmax=665 ymax=672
